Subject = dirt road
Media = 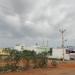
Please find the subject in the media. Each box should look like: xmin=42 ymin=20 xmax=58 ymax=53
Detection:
xmin=1 ymin=63 xmax=75 ymax=75
xmin=0 ymin=67 xmax=75 ymax=75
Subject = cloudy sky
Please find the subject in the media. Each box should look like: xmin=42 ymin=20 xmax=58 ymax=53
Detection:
xmin=0 ymin=0 xmax=75 ymax=48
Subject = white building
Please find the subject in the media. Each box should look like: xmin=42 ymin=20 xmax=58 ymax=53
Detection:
xmin=14 ymin=44 xmax=25 ymax=51
xmin=32 ymin=46 xmax=49 ymax=54
xmin=47 ymin=48 xmax=70 ymax=60
xmin=14 ymin=44 xmax=49 ymax=54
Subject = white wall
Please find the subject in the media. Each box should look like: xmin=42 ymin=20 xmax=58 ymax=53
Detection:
xmin=70 ymin=53 xmax=75 ymax=59
xmin=52 ymin=48 xmax=63 ymax=59
xmin=15 ymin=45 xmax=22 ymax=51
xmin=48 ymin=48 xmax=70 ymax=60
xmin=14 ymin=45 xmax=49 ymax=54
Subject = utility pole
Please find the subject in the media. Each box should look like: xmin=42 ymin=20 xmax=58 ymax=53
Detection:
xmin=59 ymin=28 xmax=66 ymax=61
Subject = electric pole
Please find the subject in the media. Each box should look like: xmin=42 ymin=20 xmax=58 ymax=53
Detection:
xmin=59 ymin=28 xmax=66 ymax=61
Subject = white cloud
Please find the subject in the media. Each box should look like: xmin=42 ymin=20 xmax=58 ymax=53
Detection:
xmin=5 ymin=14 xmax=21 ymax=28
xmin=0 ymin=0 xmax=75 ymax=47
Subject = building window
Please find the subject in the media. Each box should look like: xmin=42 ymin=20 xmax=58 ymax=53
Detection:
xmin=48 ymin=48 xmax=52 ymax=56
xmin=66 ymin=50 xmax=70 ymax=54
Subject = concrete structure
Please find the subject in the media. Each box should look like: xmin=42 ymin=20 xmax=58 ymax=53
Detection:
xmin=70 ymin=53 xmax=75 ymax=60
xmin=14 ymin=44 xmax=25 ymax=51
xmin=0 ymin=48 xmax=10 ymax=56
xmin=31 ymin=46 xmax=49 ymax=54
xmin=47 ymin=48 xmax=70 ymax=60
xmin=14 ymin=44 xmax=75 ymax=60
xmin=14 ymin=44 xmax=49 ymax=54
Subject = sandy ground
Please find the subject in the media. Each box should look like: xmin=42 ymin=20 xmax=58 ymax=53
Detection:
xmin=1 ymin=63 xmax=75 ymax=75
xmin=1 ymin=68 xmax=75 ymax=75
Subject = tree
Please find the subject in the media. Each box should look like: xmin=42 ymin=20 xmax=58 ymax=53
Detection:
xmin=4 ymin=48 xmax=21 ymax=71
xmin=35 ymin=52 xmax=48 ymax=68
xmin=20 ymin=50 xmax=36 ymax=69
